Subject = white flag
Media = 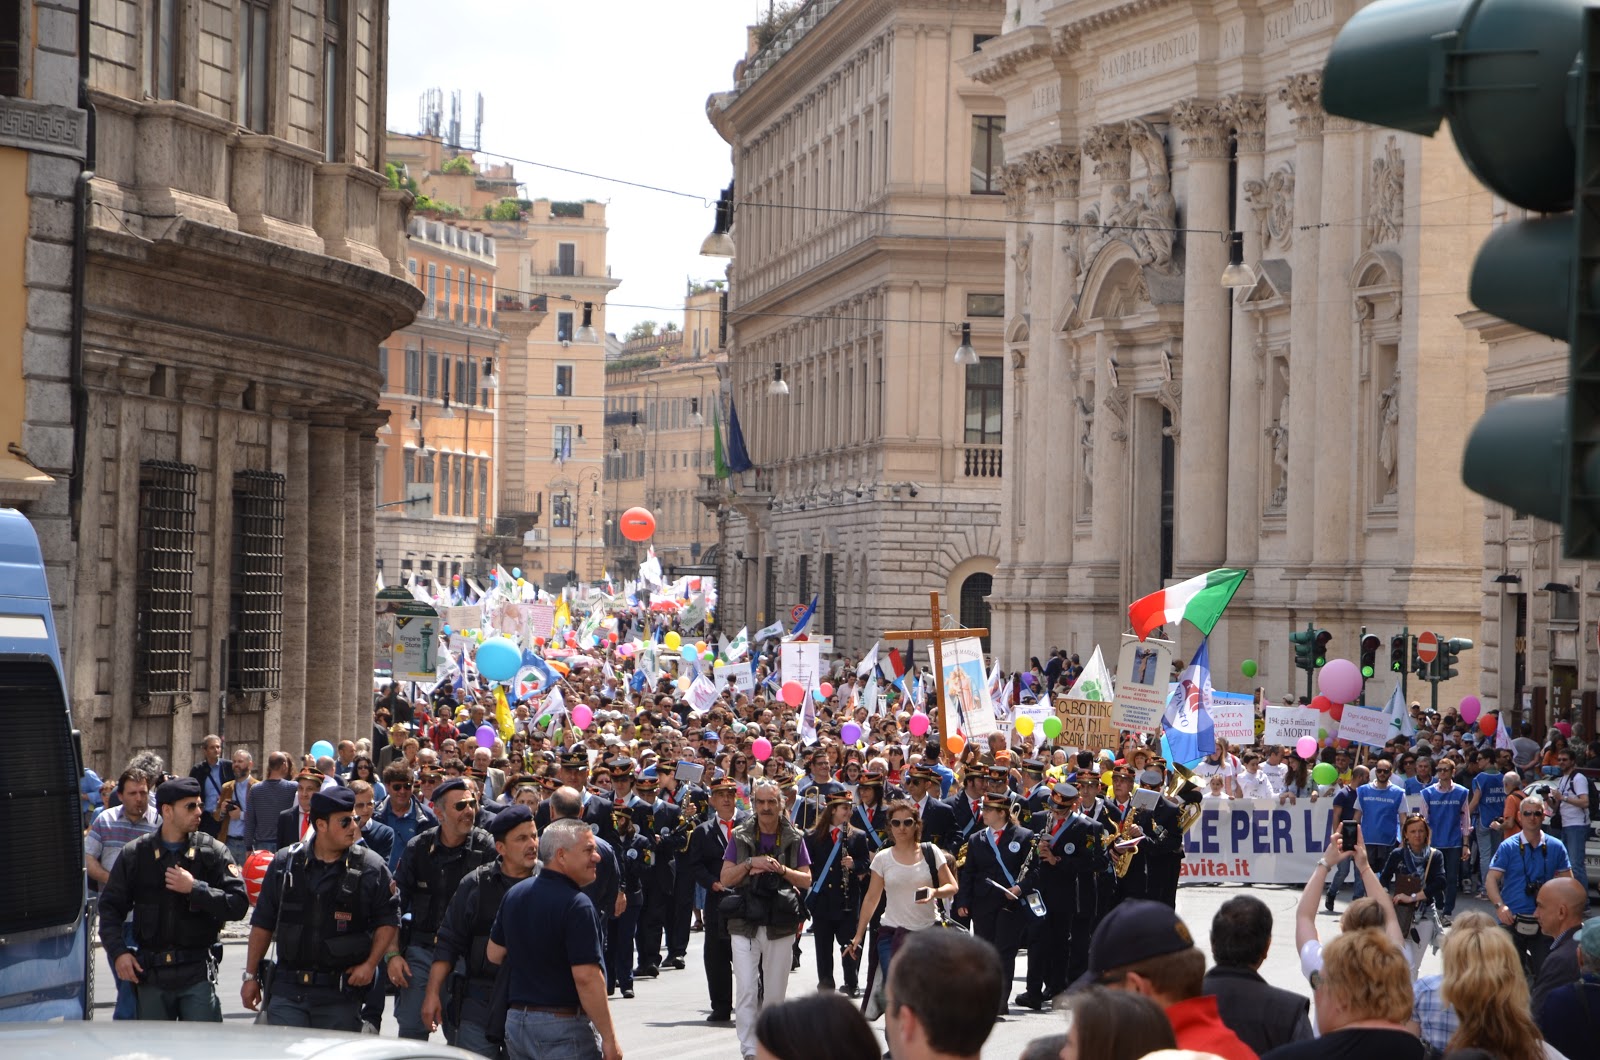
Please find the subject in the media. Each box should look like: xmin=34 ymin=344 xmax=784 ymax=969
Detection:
xmin=1066 ymin=645 xmax=1115 ymax=702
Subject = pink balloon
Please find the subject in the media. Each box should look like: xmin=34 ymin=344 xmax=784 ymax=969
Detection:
xmin=1459 ymin=695 xmax=1482 ymax=725
xmin=820 ymin=683 xmax=835 ymax=698
xmin=1318 ymin=659 xmax=1363 ymax=706
xmin=571 ymin=704 xmax=594 ymax=729
xmin=751 ymin=737 xmax=773 ymax=762
xmin=1555 ymin=720 xmax=1573 ymax=738
xmin=908 ymin=712 xmax=930 ymax=736
xmin=1296 ymin=735 xmax=1318 ymax=759
xmin=781 ymin=681 xmax=804 ymax=707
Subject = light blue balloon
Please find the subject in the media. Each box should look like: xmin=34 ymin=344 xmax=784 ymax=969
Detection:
xmin=309 ymin=740 xmax=335 ymax=760
xmin=512 ymin=567 xmax=523 ymax=579
xmin=680 ymin=644 xmax=699 ymax=663
xmin=475 ymin=637 xmax=522 ymax=682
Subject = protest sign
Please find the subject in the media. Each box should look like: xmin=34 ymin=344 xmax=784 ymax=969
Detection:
xmin=1054 ymin=696 xmax=1120 ymax=751
xmin=781 ymin=640 xmax=821 ymax=692
xmin=439 ymin=604 xmax=483 ymax=634
xmin=1114 ymin=635 xmax=1173 ymax=734
xmin=1181 ymin=796 xmax=1336 ymax=885
xmin=1338 ymin=704 xmax=1394 ymax=748
xmin=1263 ymin=706 xmax=1321 ymax=745
xmin=929 ymin=637 xmax=998 ymax=739
xmin=1208 ymin=692 xmax=1256 ymax=746
xmin=390 ymin=601 xmax=439 ymax=681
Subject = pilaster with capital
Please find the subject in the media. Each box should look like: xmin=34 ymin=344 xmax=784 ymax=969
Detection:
xmin=1280 ymin=72 xmax=1325 ymax=140
xmin=1222 ymin=94 xmax=1268 ymax=563
xmin=1282 ymin=71 xmax=1326 ymax=563
xmin=1084 ymin=122 xmax=1132 ymax=229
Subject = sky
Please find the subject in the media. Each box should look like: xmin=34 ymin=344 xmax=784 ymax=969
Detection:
xmin=387 ymin=0 xmax=772 ymax=340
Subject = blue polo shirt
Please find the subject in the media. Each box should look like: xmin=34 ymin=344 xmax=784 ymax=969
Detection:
xmin=1422 ymin=782 xmax=1470 ymax=849
xmin=373 ymin=797 xmax=436 ymax=872
xmin=491 ymin=869 xmax=603 ymax=1007
xmin=1472 ymin=770 xmax=1506 ymax=830
xmin=1489 ymin=831 xmax=1571 ymax=916
xmin=1356 ymin=783 xmax=1407 ymax=847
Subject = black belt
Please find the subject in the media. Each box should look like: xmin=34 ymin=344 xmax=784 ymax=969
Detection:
xmin=278 ymin=968 xmax=346 ymax=989
xmin=143 ymin=948 xmax=211 ymax=968
xmin=508 ymin=1004 xmax=582 ymax=1017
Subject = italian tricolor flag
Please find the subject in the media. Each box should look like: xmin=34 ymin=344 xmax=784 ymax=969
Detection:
xmin=1128 ymin=568 xmax=1249 ymax=641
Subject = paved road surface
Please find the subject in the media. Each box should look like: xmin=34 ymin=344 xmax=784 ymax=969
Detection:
xmin=90 ymin=883 xmax=1473 ymax=1058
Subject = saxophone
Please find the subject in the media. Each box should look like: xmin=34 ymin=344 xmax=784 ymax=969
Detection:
xmin=1107 ymin=804 xmax=1142 ymax=878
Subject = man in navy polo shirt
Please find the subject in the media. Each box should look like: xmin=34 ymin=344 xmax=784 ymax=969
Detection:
xmin=489 ymin=818 xmax=620 ymax=1060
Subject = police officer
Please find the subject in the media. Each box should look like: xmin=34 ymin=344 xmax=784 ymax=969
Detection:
xmin=97 ymin=776 xmax=248 ymax=1020
xmin=629 ymin=774 xmax=683 ymax=975
xmin=420 ymin=803 xmax=540 ymax=1058
xmin=1018 ymin=782 xmax=1109 ymax=1007
xmin=609 ymin=805 xmax=651 ymax=998
xmin=243 ymin=786 xmax=400 ymax=1029
xmin=955 ymin=792 xmax=1037 ymax=1017
xmin=391 ymin=776 xmax=498 ymax=1040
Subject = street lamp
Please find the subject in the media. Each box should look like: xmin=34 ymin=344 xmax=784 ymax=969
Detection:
xmin=700 ymin=183 xmax=736 ymax=258
xmin=952 ymin=322 xmax=978 ymax=366
xmin=1220 ymin=231 xmax=1257 ymax=288
xmin=575 ymin=302 xmax=599 ymax=343
xmin=481 ymin=357 xmax=497 ymax=391
xmin=768 ymin=362 xmax=789 ymax=396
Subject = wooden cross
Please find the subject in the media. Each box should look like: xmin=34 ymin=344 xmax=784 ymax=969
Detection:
xmin=883 ymin=591 xmax=990 ymax=744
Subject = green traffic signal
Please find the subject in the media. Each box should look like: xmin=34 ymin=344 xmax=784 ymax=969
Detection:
xmin=1389 ymin=635 xmax=1406 ymax=673
xmin=1312 ymin=629 xmax=1332 ymax=669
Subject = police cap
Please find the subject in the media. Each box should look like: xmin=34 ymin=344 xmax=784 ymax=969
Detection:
xmin=155 ymin=776 xmax=202 ymax=806
xmin=432 ymin=776 xmax=470 ymax=802
xmin=310 ymin=785 xmax=356 ymax=819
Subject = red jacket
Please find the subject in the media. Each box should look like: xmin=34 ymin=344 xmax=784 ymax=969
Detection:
xmin=1166 ymin=995 xmax=1259 ymax=1060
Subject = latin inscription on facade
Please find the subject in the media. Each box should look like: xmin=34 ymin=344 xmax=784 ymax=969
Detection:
xmin=1219 ymin=20 xmax=1245 ymax=60
xmin=1265 ymin=0 xmax=1335 ymax=44
xmin=1098 ymin=30 xmax=1201 ymax=88
xmin=1032 ymin=82 xmax=1061 ymax=114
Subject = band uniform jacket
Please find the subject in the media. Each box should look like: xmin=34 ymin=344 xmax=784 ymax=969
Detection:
xmin=802 ymin=824 xmax=869 ymax=920
xmin=956 ymin=822 xmax=1037 ymax=914
xmin=851 ymin=802 xmax=890 ymax=852
xmin=916 ymin=795 xmax=959 ymax=853
xmin=535 ymin=791 xmax=620 ymax=849
xmin=690 ymin=814 xmax=747 ymax=922
xmin=946 ymin=793 xmax=987 ymax=851
xmin=1036 ymin=811 xmax=1112 ymax=917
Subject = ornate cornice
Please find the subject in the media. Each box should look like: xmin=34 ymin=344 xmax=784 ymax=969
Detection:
xmin=0 ymin=98 xmax=87 ymax=158
xmin=1171 ymin=98 xmax=1229 ymax=160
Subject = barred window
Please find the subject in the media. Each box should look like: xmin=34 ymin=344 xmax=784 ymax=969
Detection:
xmin=135 ymin=462 xmax=197 ymax=694
xmin=478 ymin=462 xmax=488 ymax=525
xmin=229 ymin=471 xmax=285 ymax=692
xmin=822 ymin=553 xmax=836 ymax=637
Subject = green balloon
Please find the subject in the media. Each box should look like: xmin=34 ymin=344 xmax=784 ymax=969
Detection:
xmin=1312 ymin=762 xmax=1338 ymax=786
xmin=1042 ymin=716 xmax=1063 ymax=739
xmin=1241 ymin=659 xmax=1258 ymax=678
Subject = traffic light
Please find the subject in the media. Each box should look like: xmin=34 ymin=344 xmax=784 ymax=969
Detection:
xmin=1322 ymin=0 xmax=1600 ymax=557
xmin=1389 ymin=634 xmax=1407 ymax=673
xmin=1360 ymin=634 xmax=1382 ymax=680
xmin=1312 ymin=630 xmax=1332 ymax=669
xmin=1290 ymin=626 xmax=1317 ymax=673
xmin=1413 ymin=641 xmax=1430 ymax=681
xmin=1439 ymin=638 xmax=1473 ymax=681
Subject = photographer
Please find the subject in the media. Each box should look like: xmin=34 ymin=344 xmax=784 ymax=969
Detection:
xmin=1484 ymin=793 xmax=1573 ymax=979
xmin=720 ymin=779 xmax=813 ymax=1060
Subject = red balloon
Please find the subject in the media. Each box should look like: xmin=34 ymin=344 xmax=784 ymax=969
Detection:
xmin=1327 ymin=702 xmax=1345 ymax=722
xmin=620 ymin=506 xmax=657 ymax=542
xmin=1311 ymin=695 xmax=1333 ymax=713
xmin=243 ymin=849 xmax=274 ymax=904
xmin=1480 ymin=714 xmax=1499 ymax=737
xmin=534 ymin=637 xmax=545 ymax=647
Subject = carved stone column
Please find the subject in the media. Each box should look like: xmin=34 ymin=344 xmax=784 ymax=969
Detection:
xmin=1172 ymin=98 xmax=1233 ymax=572
xmin=342 ymin=427 xmax=364 ymax=741
xmin=304 ymin=417 xmax=347 ymax=748
xmin=1281 ymin=72 xmax=1325 ymax=569
xmin=279 ymin=411 xmax=311 ymax=759
xmin=1084 ymin=122 xmax=1132 ymax=227
xmin=1223 ymin=94 xmax=1268 ymax=564
xmin=1044 ymin=146 xmax=1080 ymax=576
xmin=1313 ymin=110 xmax=1363 ymax=570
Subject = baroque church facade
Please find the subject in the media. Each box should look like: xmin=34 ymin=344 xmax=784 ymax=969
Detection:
xmin=969 ymin=0 xmax=1489 ymax=701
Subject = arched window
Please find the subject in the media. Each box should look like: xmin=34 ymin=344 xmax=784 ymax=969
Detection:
xmin=959 ymin=572 xmax=993 ymax=653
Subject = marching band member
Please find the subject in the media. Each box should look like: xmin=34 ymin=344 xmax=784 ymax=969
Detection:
xmin=955 ymin=792 xmax=1037 ymax=1016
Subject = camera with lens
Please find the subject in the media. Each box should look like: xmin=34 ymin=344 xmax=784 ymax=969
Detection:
xmin=1525 ymin=879 xmax=1541 ymax=899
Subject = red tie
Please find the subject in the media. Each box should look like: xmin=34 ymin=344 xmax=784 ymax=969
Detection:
xmin=300 ymin=813 xmax=309 ymax=838
xmin=831 ymin=828 xmax=839 ymax=844
xmin=993 ymin=829 xmax=1003 ymax=844
xmin=972 ymin=801 xmax=980 ymax=818
xmin=723 ymin=820 xmax=732 ymax=847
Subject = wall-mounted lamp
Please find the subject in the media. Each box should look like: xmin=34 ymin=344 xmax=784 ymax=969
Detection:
xmin=953 ymin=322 xmax=978 ymax=366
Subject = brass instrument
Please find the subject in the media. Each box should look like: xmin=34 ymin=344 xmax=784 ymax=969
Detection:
xmin=955 ymin=839 xmax=969 ymax=869
xmin=1107 ymin=804 xmax=1142 ymax=878
xmin=1165 ymin=764 xmax=1205 ymax=833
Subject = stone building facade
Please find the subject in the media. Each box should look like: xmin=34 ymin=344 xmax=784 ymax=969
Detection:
xmin=706 ymin=0 xmax=1009 ymax=658
xmin=66 ymin=0 xmax=419 ymax=773
xmin=966 ymin=0 xmax=1490 ymax=703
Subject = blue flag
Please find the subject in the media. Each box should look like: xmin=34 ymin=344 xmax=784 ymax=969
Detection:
xmin=1162 ymin=636 xmax=1216 ymax=767
xmin=791 ymin=595 xmax=819 ymax=635
xmin=727 ymin=400 xmax=754 ymax=474
xmin=518 ymin=649 xmax=559 ymax=694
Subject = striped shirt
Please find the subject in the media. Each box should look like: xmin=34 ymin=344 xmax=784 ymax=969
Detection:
xmin=84 ymin=803 xmax=158 ymax=873
xmin=244 ymin=778 xmax=300 ymax=849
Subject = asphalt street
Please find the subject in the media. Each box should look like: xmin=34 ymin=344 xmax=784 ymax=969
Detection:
xmin=89 ymin=882 xmax=1476 ymax=1059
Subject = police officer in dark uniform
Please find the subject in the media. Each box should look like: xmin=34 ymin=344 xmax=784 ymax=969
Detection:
xmin=1017 ymin=782 xmax=1109 ymax=1008
xmin=391 ymin=776 xmax=498 ymax=1040
xmin=535 ymin=749 xmax=619 ymax=847
xmin=98 ymin=776 xmax=248 ymax=1020
xmin=609 ymin=805 xmax=651 ymax=998
xmin=955 ymin=792 xmax=1038 ymax=1017
xmin=419 ymin=803 xmax=540 ymax=1058
xmin=803 ymin=790 xmax=867 ymax=996
xmin=243 ymin=786 xmax=400 ymax=1029
xmin=906 ymin=763 xmax=957 ymax=853
xmin=629 ymin=774 xmax=683 ymax=975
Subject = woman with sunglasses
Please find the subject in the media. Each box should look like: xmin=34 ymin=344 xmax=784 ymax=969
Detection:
xmin=1380 ymin=814 xmax=1447 ymax=972
xmin=350 ymin=755 xmax=385 ymax=800
xmin=806 ymin=791 xmax=870 ymax=997
xmin=845 ymin=798 xmax=957 ymax=1016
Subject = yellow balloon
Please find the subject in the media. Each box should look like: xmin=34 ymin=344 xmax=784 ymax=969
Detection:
xmin=713 ymin=659 xmax=726 ymax=669
xmin=664 ymin=631 xmax=682 ymax=650
xmin=1014 ymin=715 xmax=1035 ymax=737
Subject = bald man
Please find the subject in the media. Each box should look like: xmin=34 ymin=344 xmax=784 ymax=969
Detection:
xmin=1532 ymin=877 xmax=1590 ymax=1017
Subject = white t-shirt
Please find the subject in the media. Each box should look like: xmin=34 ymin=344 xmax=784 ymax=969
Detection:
xmin=1192 ymin=754 xmax=1241 ymax=782
xmin=1556 ymin=770 xmax=1591 ymax=828
xmin=1237 ymin=769 xmax=1277 ymax=800
xmin=872 ymin=844 xmax=947 ymax=930
xmin=1258 ymin=760 xmax=1288 ymax=793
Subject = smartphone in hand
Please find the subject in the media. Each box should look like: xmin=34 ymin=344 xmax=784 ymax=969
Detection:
xmin=1340 ymin=821 xmax=1359 ymax=852
xmin=914 ymin=886 xmax=932 ymax=901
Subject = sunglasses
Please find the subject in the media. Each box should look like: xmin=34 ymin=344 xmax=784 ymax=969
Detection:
xmin=1520 ymin=809 xmax=1545 ymax=818
xmin=889 ymin=818 xmax=917 ymax=828
xmin=389 ymin=781 xmax=412 ymax=790
xmin=451 ymin=799 xmax=478 ymax=812
xmin=331 ymin=814 xmax=356 ymax=828
xmin=1376 ymin=768 xmax=1392 ymax=774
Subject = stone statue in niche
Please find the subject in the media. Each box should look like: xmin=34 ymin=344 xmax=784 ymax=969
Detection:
xmin=1127 ymin=118 xmax=1178 ymax=273
xmin=1267 ymin=363 xmax=1290 ymax=507
xmin=1366 ymin=136 xmax=1404 ymax=249
xmin=1013 ymin=231 xmax=1034 ymax=311
xmin=1075 ymin=394 xmax=1095 ymax=499
xmin=1378 ymin=368 xmax=1400 ymax=495
xmin=1243 ymin=163 xmax=1295 ymax=253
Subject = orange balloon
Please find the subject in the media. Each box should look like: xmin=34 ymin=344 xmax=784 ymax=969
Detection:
xmin=945 ymin=735 xmax=966 ymax=754
xmin=620 ymin=506 xmax=656 ymax=542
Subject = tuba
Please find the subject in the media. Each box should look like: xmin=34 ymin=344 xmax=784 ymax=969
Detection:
xmin=1165 ymin=764 xmax=1205 ymax=833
